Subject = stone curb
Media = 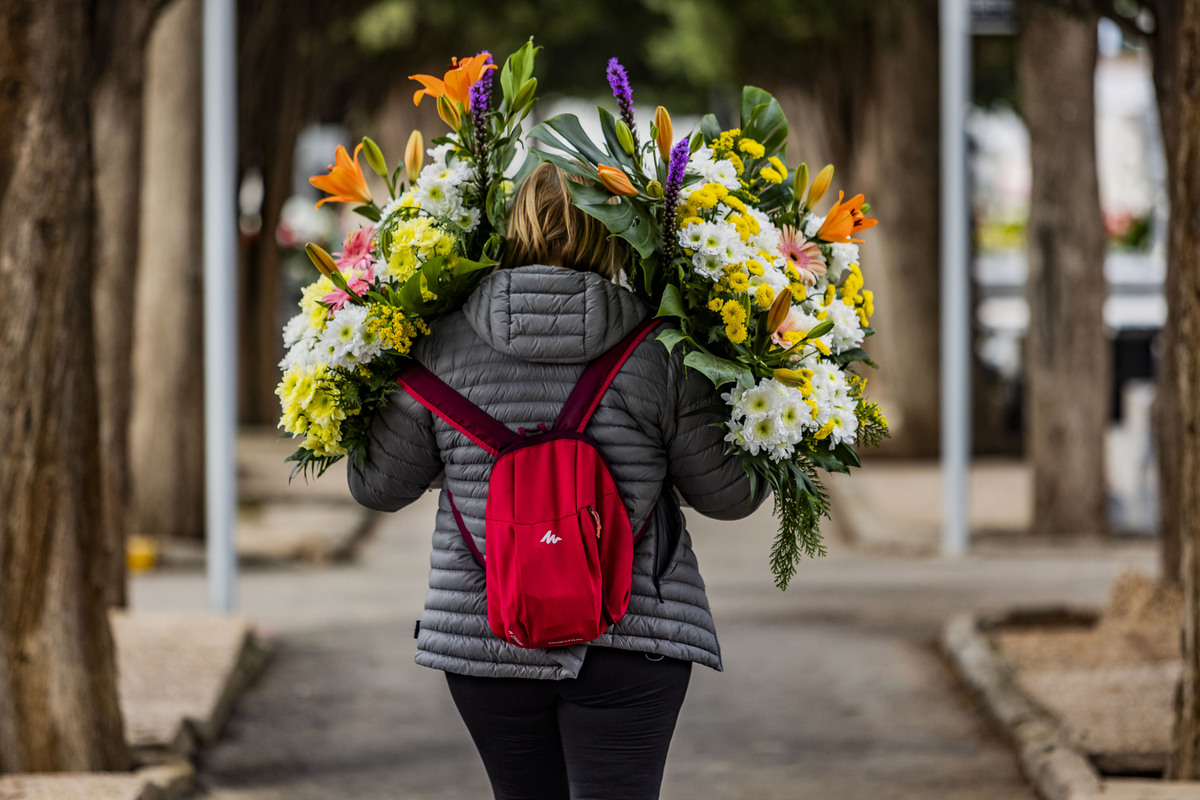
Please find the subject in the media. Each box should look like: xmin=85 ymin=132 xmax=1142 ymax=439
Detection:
xmin=942 ymin=614 xmax=1103 ymax=800
xmin=943 ymin=613 xmax=1200 ymax=800
xmin=0 ymin=762 xmax=193 ymax=800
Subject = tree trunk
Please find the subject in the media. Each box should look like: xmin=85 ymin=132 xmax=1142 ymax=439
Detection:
xmin=90 ymin=0 xmax=169 ymax=606
xmin=130 ymin=0 xmax=205 ymax=541
xmin=1150 ymin=0 xmax=1186 ymax=586
xmin=0 ymin=0 xmax=130 ymax=771
xmin=771 ymin=0 xmax=942 ymax=458
xmin=1151 ymin=0 xmax=1200 ymax=779
xmin=1017 ymin=1 xmax=1109 ymax=537
xmin=855 ymin=0 xmax=943 ymax=457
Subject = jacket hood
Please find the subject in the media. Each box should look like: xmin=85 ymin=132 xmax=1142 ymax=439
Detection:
xmin=462 ymin=264 xmax=649 ymax=363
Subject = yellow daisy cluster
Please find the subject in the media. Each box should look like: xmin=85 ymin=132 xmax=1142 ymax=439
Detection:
xmin=760 ymin=155 xmax=787 ymax=184
xmin=840 ymin=264 xmax=874 ymax=326
xmin=276 ymin=363 xmax=353 ymax=457
xmin=366 ymin=306 xmax=430 ymax=355
xmin=683 ymin=181 xmax=730 ymax=215
xmin=720 ymin=299 xmax=748 ymax=344
xmin=386 ymin=216 xmax=455 ymax=283
xmin=300 ymin=276 xmax=338 ymax=332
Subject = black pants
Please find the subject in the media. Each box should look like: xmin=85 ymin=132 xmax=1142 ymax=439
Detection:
xmin=444 ymin=647 xmax=692 ymax=800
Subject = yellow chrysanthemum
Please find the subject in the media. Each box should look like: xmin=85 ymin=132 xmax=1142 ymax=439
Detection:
xmin=725 ymin=323 xmax=748 ymax=344
xmin=721 ymin=299 xmax=747 ymax=325
xmin=760 ymin=167 xmax=784 ymax=184
xmin=707 ymin=297 xmax=724 ymax=312
xmin=728 ymin=153 xmax=744 ymax=175
xmin=754 ymin=283 xmax=775 ymax=308
xmin=768 ymin=155 xmax=786 ymax=174
xmin=723 ymin=195 xmax=747 ymax=213
xmin=728 ymin=271 xmax=750 ymax=293
xmin=745 ymin=259 xmax=764 ymax=277
xmin=739 ymin=139 xmax=766 ymax=159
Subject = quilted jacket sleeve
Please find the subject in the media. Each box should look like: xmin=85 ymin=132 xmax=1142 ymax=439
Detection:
xmin=347 ymin=386 xmax=442 ymax=512
xmin=664 ymin=351 xmax=769 ymax=520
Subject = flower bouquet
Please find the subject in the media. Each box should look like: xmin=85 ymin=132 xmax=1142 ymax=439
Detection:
xmin=277 ymin=40 xmax=888 ymax=589
xmin=276 ymin=42 xmax=540 ymax=476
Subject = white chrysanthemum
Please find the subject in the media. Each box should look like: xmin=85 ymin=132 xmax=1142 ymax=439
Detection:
xmin=691 ymin=251 xmax=726 ymax=281
xmin=427 ymin=142 xmax=456 ymax=165
xmin=686 ymin=145 xmax=716 ymax=175
xmin=801 ymin=212 xmax=823 ymax=239
xmin=828 ymin=405 xmax=859 ymax=446
xmin=279 ymin=337 xmax=324 ymax=371
xmin=744 ymin=207 xmax=780 ymax=254
xmin=318 ymin=304 xmax=382 ymax=368
xmin=779 ymin=392 xmax=816 ymax=438
xmin=808 ymin=362 xmax=853 ymax=407
xmin=450 ymin=206 xmax=481 ymax=233
xmin=678 ymin=220 xmax=709 ymax=251
xmin=826 ymin=242 xmax=859 ymax=283
xmin=413 ymin=179 xmax=465 ymax=218
xmin=703 ymin=159 xmax=741 ymax=191
xmin=282 ymin=312 xmax=312 ymax=348
xmin=822 ymin=298 xmax=866 ymax=354
xmin=736 ymin=378 xmax=788 ymax=422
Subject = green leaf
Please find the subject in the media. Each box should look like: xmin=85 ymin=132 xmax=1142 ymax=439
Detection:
xmin=830 ymin=347 xmax=879 ymax=369
xmin=655 ymin=284 xmax=687 ymax=319
xmin=832 ymin=442 xmax=861 ymax=469
xmin=656 ymin=327 xmax=689 ymax=354
xmin=354 ymin=204 xmax=382 ymax=222
xmin=528 ymin=114 xmax=610 ymax=166
xmin=699 ymin=114 xmax=722 ymax=142
xmin=683 ymin=349 xmax=753 ymax=388
xmin=805 ymin=446 xmax=852 ymax=475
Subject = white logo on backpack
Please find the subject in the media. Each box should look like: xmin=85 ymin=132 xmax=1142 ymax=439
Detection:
xmin=540 ymin=531 xmax=562 ymax=544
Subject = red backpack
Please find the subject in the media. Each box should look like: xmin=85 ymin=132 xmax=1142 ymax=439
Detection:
xmin=397 ymin=318 xmax=662 ymax=649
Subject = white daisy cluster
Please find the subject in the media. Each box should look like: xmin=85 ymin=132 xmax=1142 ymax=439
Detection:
xmin=408 ymin=143 xmax=481 ymax=233
xmin=722 ymin=361 xmax=860 ymax=461
xmin=687 ymin=145 xmax=741 ymax=191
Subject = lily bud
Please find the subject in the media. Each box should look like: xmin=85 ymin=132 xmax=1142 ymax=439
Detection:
xmin=305 ymin=243 xmax=338 ymax=279
xmin=646 ymin=180 xmax=663 ymax=198
xmin=654 ymin=106 xmax=673 ymax=162
xmin=513 ymin=77 xmax=538 ymax=111
xmin=806 ymin=164 xmax=834 ymax=212
xmin=792 ymin=162 xmax=809 ymax=205
xmin=361 ymin=136 xmax=388 ymax=179
xmin=773 ymin=368 xmax=812 ymax=388
xmin=436 ymin=95 xmax=461 ymax=130
xmin=690 ymin=131 xmax=704 ymax=153
xmin=615 ymin=119 xmax=636 ymax=156
xmin=404 ymin=130 xmax=424 ymax=180
xmin=765 ymin=287 xmax=792 ymax=333
xmin=597 ymin=164 xmax=638 ymax=197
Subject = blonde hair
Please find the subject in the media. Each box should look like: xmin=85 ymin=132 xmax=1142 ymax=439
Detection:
xmin=504 ymin=161 xmax=627 ymax=279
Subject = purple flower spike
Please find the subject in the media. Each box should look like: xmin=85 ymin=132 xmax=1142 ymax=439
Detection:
xmin=606 ymin=57 xmax=638 ymax=146
xmin=662 ymin=139 xmax=691 ymax=261
xmin=469 ymin=50 xmax=494 ymax=117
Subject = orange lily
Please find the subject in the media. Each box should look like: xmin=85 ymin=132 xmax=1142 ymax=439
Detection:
xmin=654 ymin=106 xmax=673 ymax=163
xmin=597 ymin=164 xmax=638 ymax=197
xmin=310 ymin=144 xmax=373 ymax=208
xmin=816 ymin=191 xmax=878 ymax=243
xmin=410 ymin=54 xmax=497 ymax=107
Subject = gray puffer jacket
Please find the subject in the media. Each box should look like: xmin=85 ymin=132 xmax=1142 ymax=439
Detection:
xmin=348 ymin=264 xmax=765 ymax=679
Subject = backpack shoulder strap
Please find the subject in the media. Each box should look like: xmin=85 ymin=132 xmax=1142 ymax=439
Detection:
xmin=554 ymin=317 xmax=664 ymax=434
xmin=397 ymin=363 xmax=519 ymax=456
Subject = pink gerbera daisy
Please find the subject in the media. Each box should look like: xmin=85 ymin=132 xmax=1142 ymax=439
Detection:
xmin=778 ymin=226 xmax=827 ymax=285
xmin=336 ymin=226 xmax=376 ymax=275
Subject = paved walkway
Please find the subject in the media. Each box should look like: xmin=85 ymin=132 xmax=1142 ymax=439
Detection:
xmin=131 ymin=481 xmax=1156 ymax=799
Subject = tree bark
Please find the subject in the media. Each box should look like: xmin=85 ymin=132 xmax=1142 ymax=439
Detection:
xmin=130 ymin=0 xmax=205 ymax=542
xmin=771 ymin=0 xmax=942 ymax=458
xmin=1017 ymin=1 xmax=1109 ymax=537
xmin=1149 ymin=0 xmax=1200 ymax=779
xmin=0 ymin=0 xmax=130 ymax=772
xmin=90 ymin=0 xmax=170 ymax=606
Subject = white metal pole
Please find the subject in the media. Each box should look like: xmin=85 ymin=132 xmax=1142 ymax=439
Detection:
xmin=940 ymin=0 xmax=972 ymax=557
xmin=203 ymin=0 xmax=238 ymax=612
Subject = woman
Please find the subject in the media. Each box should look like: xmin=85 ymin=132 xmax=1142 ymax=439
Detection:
xmin=348 ymin=162 xmax=766 ymax=800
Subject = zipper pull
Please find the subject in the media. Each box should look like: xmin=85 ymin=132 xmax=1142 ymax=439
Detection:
xmin=587 ymin=506 xmax=602 ymax=539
